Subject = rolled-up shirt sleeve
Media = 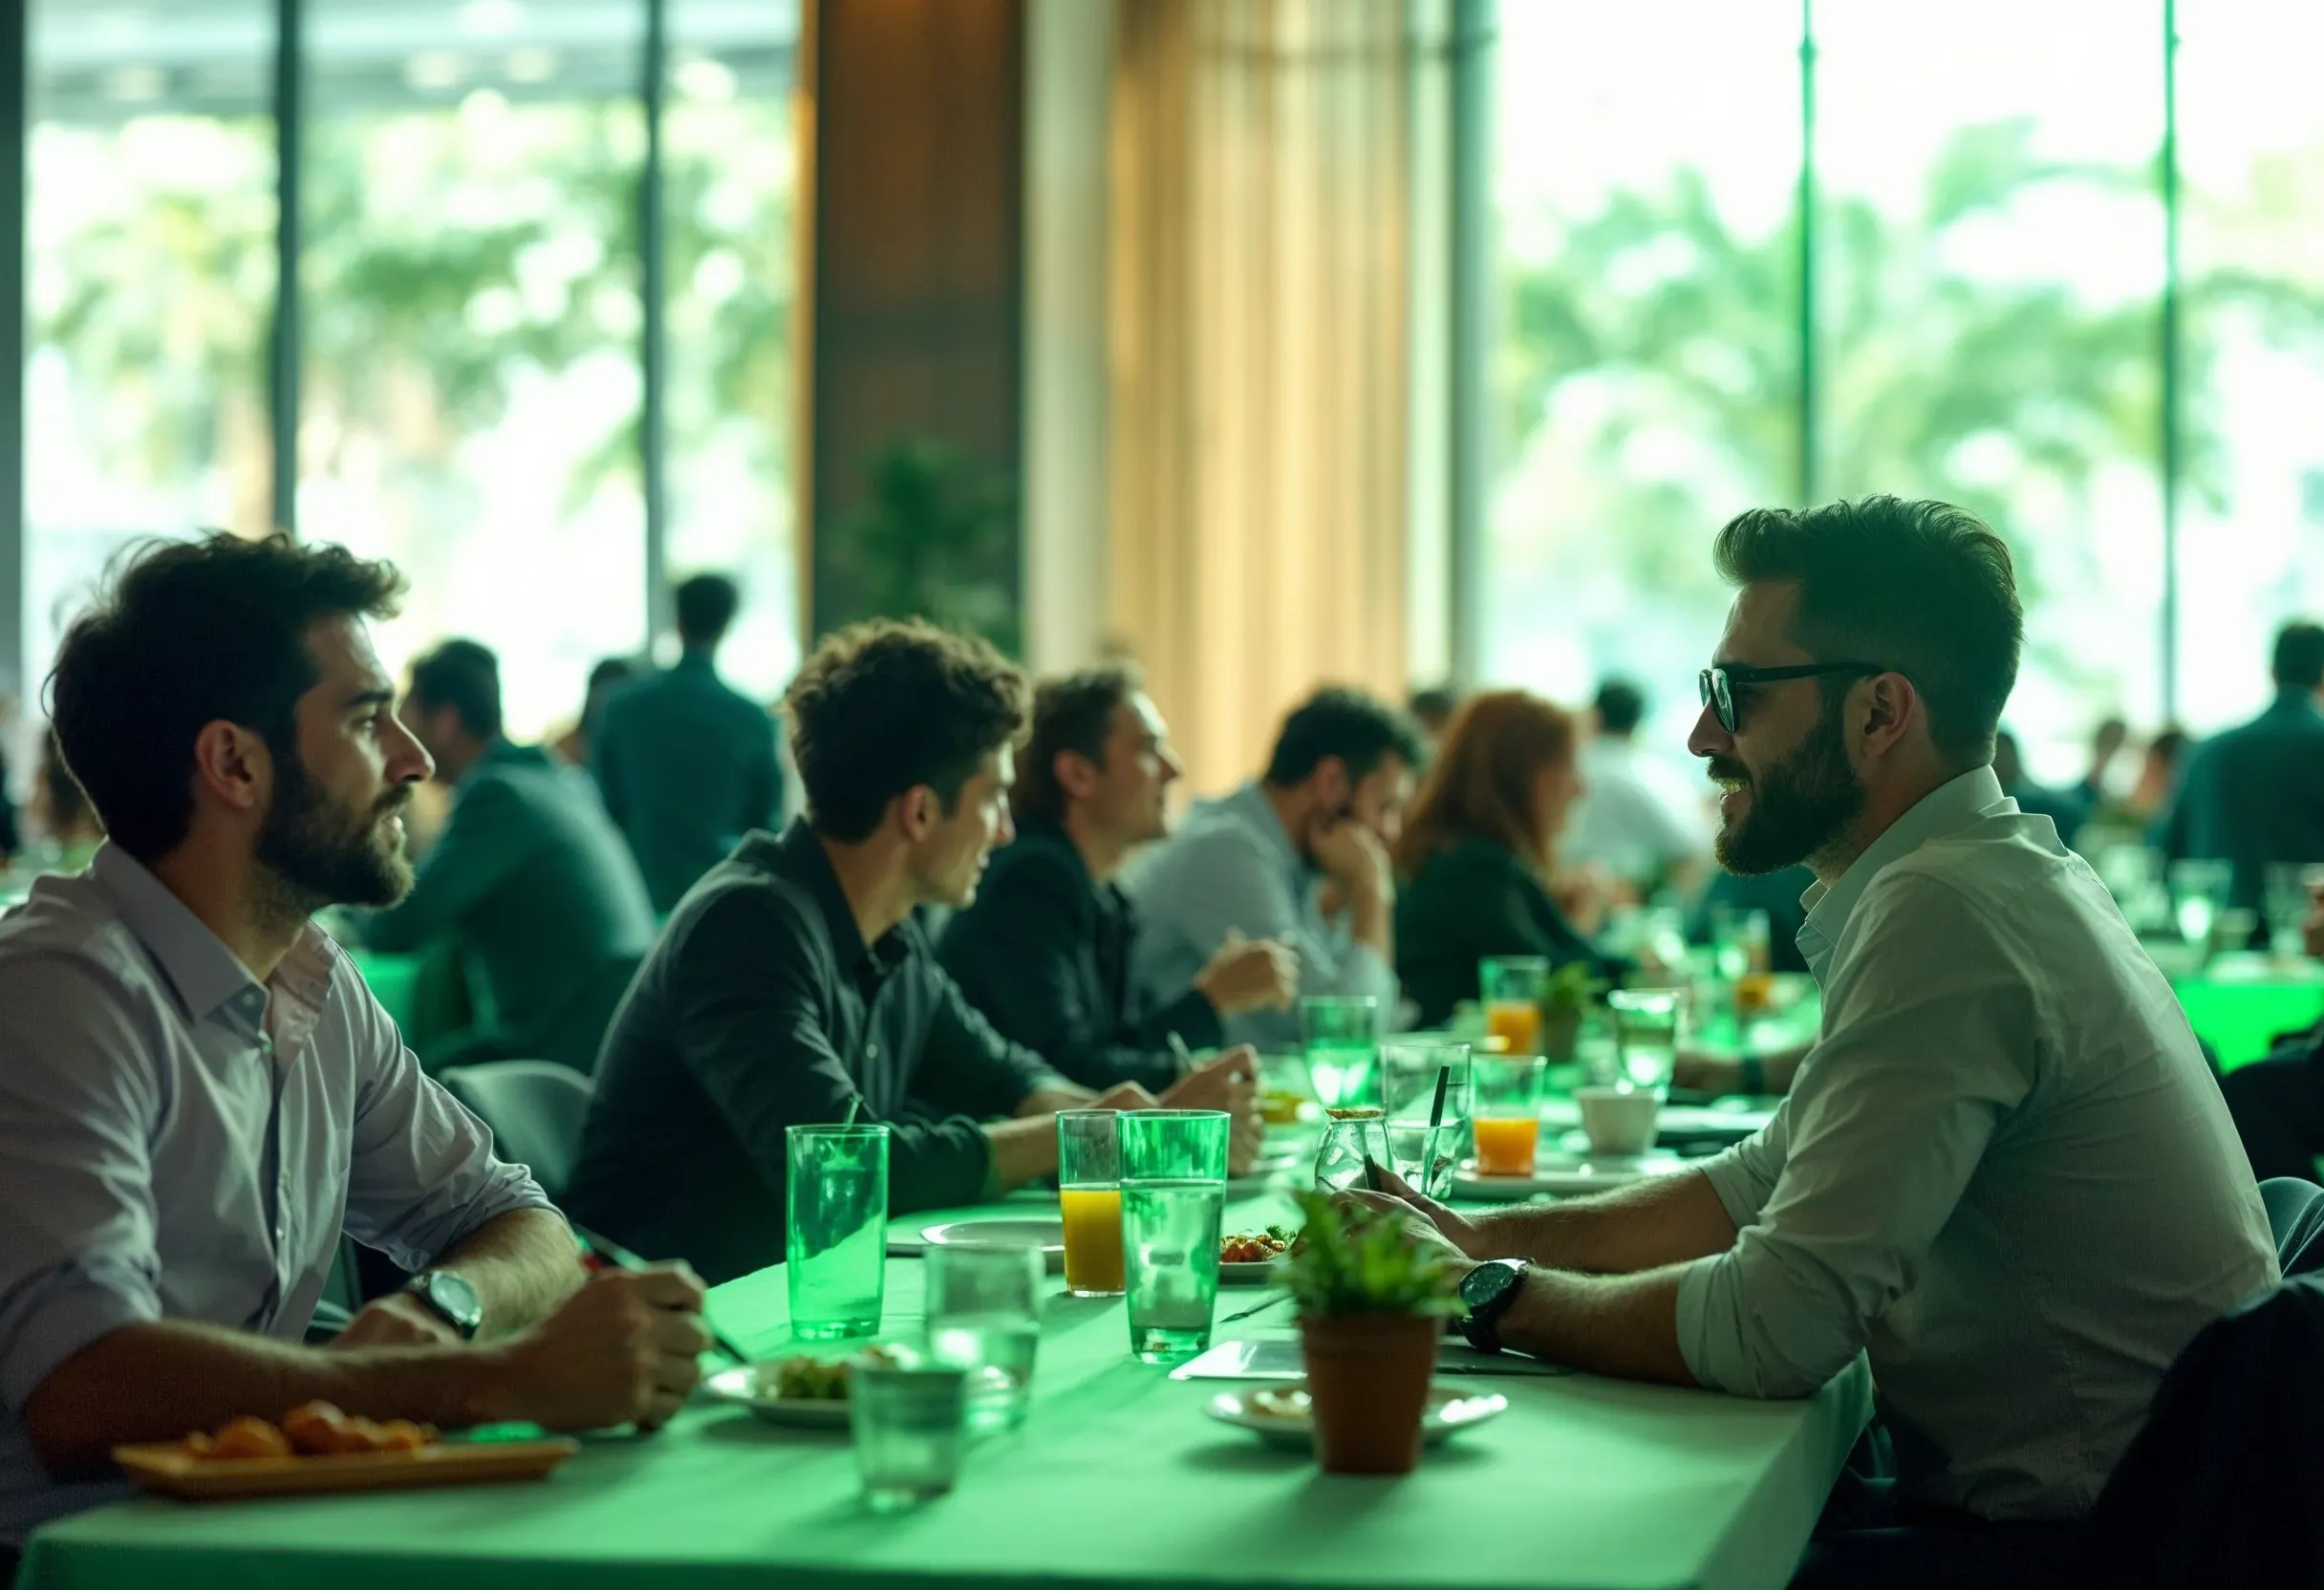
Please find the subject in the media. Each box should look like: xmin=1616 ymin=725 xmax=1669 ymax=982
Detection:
xmin=0 ymin=958 xmax=167 ymax=1413
xmin=1675 ymin=876 xmax=2031 ymax=1399
xmin=336 ymin=969 xmax=555 ymax=1270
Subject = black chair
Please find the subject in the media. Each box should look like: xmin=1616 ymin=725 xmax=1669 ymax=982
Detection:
xmin=438 ymin=1061 xmax=595 ymax=1203
xmin=2259 ymin=1176 xmax=2324 ymax=1277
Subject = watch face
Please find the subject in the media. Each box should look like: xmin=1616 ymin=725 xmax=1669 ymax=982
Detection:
xmin=1460 ymin=1260 xmax=1520 ymax=1314
xmin=425 ymin=1272 xmax=483 ymax=1332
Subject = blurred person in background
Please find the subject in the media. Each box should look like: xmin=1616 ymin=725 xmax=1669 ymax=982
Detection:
xmin=1408 ymin=685 xmax=1460 ymax=754
xmin=29 ymin=731 xmax=105 ymax=874
xmin=1392 ymin=691 xmax=1630 ymax=1028
xmin=0 ymin=695 xmax=18 ymax=864
xmin=358 ymin=640 xmax=656 ymax=1074
xmin=2075 ymin=716 xmax=2128 ymax=813
xmin=553 ymin=655 xmax=638 ymax=770
xmin=940 ymin=664 xmax=1298 ymax=1093
xmin=2158 ymin=621 xmax=2324 ymax=913
xmin=2100 ymin=725 xmax=2189 ymax=831
xmin=1128 ymin=687 xmax=1426 ymax=1050
xmin=1561 ymin=677 xmax=1710 ymax=902
xmin=594 ymin=574 xmax=783 ymax=913
xmin=1991 ymin=728 xmax=2092 ymax=844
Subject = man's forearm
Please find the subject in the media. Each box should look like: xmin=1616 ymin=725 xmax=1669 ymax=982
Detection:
xmin=1468 ymin=1171 xmax=1736 ymax=1275
xmin=1495 ymin=1265 xmax=1695 ymax=1386
xmin=432 ymin=1207 xmax=586 ymax=1339
xmin=24 ymin=1321 xmax=516 ymax=1478
xmin=983 ymin=1115 xmax=1063 ymax=1189
xmin=1348 ymin=884 xmax=1393 ymax=959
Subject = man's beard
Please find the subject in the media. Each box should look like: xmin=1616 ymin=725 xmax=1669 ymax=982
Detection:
xmin=1711 ymin=701 xmax=1865 ymax=876
xmin=253 ymin=751 xmax=415 ymax=913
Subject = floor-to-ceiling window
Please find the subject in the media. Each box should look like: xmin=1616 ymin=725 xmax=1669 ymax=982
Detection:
xmin=1487 ymin=1 xmax=2324 ymax=785
xmin=14 ymin=0 xmax=797 ymax=745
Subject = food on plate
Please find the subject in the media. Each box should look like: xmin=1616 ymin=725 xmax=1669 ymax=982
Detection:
xmin=181 ymin=1403 xmax=440 ymax=1463
xmin=771 ymin=1345 xmax=899 ymax=1402
xmin=1220 ymin=1226 xmax=1297 ymax=1264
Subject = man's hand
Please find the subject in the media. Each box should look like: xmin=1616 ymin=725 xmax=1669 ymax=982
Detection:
xmin=486 ymin=1264 xmax=710 ymax=1432
xmin=1090 ymin=1081 xmax=1163 ymax=1112
xmin=1670 ymin=1049 xmax=1742 ymax=1096
xmin=333 ymin=1292 xmax=465 ymax=1351
xmin=1194 ymin=934 xmax=1300 ymax=1018
xmin=1159 ymin=1046 xmax=1266 ymax=1175
xmin=1334 ymin=1162 xmax=1493 ymax=1260
xmin=1309 ymin=820 xmax=1393 ymax=903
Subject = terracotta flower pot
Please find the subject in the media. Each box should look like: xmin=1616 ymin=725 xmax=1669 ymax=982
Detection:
xmin=1298 ymin=1313 xmax=1441 ymax=1474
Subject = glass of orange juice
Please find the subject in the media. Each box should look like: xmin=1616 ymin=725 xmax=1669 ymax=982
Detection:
xmin=1472 ymin=1056 xmax=1547 ymax=1176
xmin=1480 ymin=956 xmax=1552 ymax=1057
xmin=1057 ymin=1111 xmax=1126 ymax=1296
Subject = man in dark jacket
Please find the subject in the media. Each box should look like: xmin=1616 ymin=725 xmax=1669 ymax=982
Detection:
xmin=939 ymin=666 xmax=1297 ymax=1093
xmin=364 ymin=640 xmax=657 ymax=1072
xmin=2159 ymin=620 xmax=2324 ymax=913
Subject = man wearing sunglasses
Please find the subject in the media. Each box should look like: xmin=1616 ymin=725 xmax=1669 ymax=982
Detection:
xmin=1352 ymin=495 xmax=2272 ymax=1587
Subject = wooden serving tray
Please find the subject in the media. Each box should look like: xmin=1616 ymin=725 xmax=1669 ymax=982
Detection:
xmin=113 ymin=1437 xmax=580 ymax=1500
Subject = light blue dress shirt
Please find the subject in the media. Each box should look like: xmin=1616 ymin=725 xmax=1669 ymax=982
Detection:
xmin=1124 ymin=783 xmax=1405 ymax=1050
xmin=0 ymin=846 xmax=551 ymax=1542
xmin=1674 ymin=767 xmax=2275 ymax=1521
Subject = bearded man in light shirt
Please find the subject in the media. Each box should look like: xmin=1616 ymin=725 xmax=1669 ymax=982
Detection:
xmin=1356 ymin=496 xmax=2274 ymax=1589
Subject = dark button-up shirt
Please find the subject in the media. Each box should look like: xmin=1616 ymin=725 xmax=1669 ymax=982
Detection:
xmin=937 ymin=819 xmax=1221 ymax=1093
xmin=0 ymin=847 xmax=549 ymax=1542
xmin=592 ymin=650 xmax=784 ymax=913
xmin=360 ymin=740 xmax=656 ymax=1072
xmin=2159 ymin=691 xmax=2324 ymax=913
xmin=565 ymin=822 xmax=1066 ymax=1286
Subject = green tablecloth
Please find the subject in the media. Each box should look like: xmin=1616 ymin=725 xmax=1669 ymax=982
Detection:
xmin=2169 ymin=956 xmax=2324 ymax=1071
xmin=24 ymin=1186 xmax=1872 ymax=1590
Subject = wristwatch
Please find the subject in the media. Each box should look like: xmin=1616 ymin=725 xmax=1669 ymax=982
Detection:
xmin=403 ymin=1271 xmax=484 ymax=1341
xmin=1455 ymin=1259 xmax=1531 ymax=1354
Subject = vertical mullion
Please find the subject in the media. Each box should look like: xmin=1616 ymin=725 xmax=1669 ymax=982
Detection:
xmin=0 ymin=0 xmax=25 ymax=703
xmin=269 ymin=0 xmax=303 ymax=537
xmin=640 ymin=0 xmax=671 ymax=655
xmin=1446 ymin=0 xmax=1493 ymax=690
xmin=1797 ymin=0 xmax=1818 ymax=506
xmin=2159 ymin=0 xmax=2181 ymax=721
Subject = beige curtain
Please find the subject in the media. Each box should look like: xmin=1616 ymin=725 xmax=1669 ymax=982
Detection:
xmin=1108 ymin=0 xmax=1412 ymax=795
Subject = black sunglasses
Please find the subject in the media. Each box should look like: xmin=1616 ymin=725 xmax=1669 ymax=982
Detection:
xmin=1698 ymin=662 xmax=1890 ymax=734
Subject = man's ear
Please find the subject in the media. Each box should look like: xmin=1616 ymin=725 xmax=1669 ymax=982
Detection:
xmin=896 ymin=784 xmax=940 ymax=842
xmin=1056 ymin=748 xmax=1102 ymax=804
xmin=191 ymin=720 xmax=271 ymax=818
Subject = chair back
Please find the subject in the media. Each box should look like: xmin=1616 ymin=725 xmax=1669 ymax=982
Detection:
xmin=438 ymin=1061 xmax=595 ymax=1202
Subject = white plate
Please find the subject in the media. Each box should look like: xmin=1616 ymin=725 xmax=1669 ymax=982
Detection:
xmin=917 ymin=1218 xmax=1066 ymax=1272
xmin=1453 ymin=1150 xmax=1692 ymax=1200
xmin=1205 ymin=1385 xmax=1508 ymax=1451
xmin=1219 ymin=1259 xmax=1282 ymax=1288
xmin=702 ymin=1364 xmax=851 ymax=1430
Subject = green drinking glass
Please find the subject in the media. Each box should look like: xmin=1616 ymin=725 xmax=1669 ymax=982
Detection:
xmin=785 ymin=1123 xmax=891 ymax=1341
xmin=1117 ymin=1109 xmax=1230 ymax=1364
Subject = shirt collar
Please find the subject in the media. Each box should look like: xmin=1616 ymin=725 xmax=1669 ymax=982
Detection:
xmin=764 ymin=820 xmax=913 ymax=978
xmin=92 ymin=843 xmax=338 ymax=1029
xmin=1795 ymin=764 xmax=2012 ymax=979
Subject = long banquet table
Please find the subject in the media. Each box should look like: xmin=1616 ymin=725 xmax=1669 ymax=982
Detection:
xmin=23 ymin=1182 xmax=1872 ymax=1590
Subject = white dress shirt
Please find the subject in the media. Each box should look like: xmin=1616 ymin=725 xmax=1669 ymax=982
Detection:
xmin=1674 ymin=766 xmax=2275 ymax=1522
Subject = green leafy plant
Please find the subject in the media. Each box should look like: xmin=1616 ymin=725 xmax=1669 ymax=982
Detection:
xmin=1541 ymin=961 xmax=1608 ymax=1013
xmin=1281 ymin=1192 xmax=1465 ymax=1321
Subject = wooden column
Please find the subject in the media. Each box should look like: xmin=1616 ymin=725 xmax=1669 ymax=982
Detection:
xmin=797 ymin=0 xmax=1027 ymax=650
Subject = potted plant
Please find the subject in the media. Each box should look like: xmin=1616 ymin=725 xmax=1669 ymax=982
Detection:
xmin=1539 ymin=961 xmax=1606 ymax=1063
xmin=1281 ymin=1191 xmax=1465 ymax=1475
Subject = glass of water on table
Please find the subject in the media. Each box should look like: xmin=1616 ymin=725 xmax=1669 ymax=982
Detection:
xmin=1119 ymin=1109 xmax=1231 ymax=1364
xmin=1606 ymin=988 xmax=1682 ymax=1098
xmin=924 ymin=1242 xmax=1044 ymax=1432
xmin=786 ymin=1123 xmax=891 ymax=1341
xmin=1382 ymin=1041 xmax=1472 ymax=1198
xmin=1301 ymin=995 xmax=1383 ymax=1109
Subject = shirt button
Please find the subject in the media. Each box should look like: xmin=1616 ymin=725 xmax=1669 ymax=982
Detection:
xmin=865 ymin=1042 xmax=880 ymax=1061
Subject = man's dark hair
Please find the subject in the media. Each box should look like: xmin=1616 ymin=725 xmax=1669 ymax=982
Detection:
xmin=1407 ymin=686 xmax=1458 ymax=733
xmin=48 ymin=532 xmax=407 ymax=863
xmin=407 ymin=639 xmax=504 ymax=741
xmin=2271 ymin=622 xmax=2324 ymax=692
xmin=785 ymin=619 xmax=1030 ymax=844
xmin=1015 ymin=665 xmax=1142 ymax=827
xmin=675 ymin=574 xmax=742 ymax=649
xmin=1712 ymin=495 xmax=2023 ymax=765
xmin=1263 ymin=687 xmax=1428 ymax=789
xmin=1593 ymin=678 xmax=1647 ymax=738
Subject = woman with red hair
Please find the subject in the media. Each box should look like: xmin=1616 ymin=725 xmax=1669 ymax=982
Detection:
xmin=1392 ymin=690 xmax=1627 ymax=1026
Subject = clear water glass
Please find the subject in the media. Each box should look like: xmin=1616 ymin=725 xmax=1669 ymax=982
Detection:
xmin=1383 ymin=1041 xmax=1473 ymax=1190
xmin=1312 ymin=1110 xmax=1391 ymax=1193
xmin=2170 ymin=858 xmax=2233 ymax=948
xmin=850 ymin=1351 xmax=968 ymax=1511
xmin=1301 ymin=995 xmax=1382 ymax=1109
xmin=923 ymin=1243 xmax=1044 ymax=1432
xmin=1118 ymin=1110 xmax=1230 ymax=1364
xmin=786 ymin=1124 xmax=891 ymax=1341
xmin=1606 ymin=988 xmax=1681 ymax=1096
